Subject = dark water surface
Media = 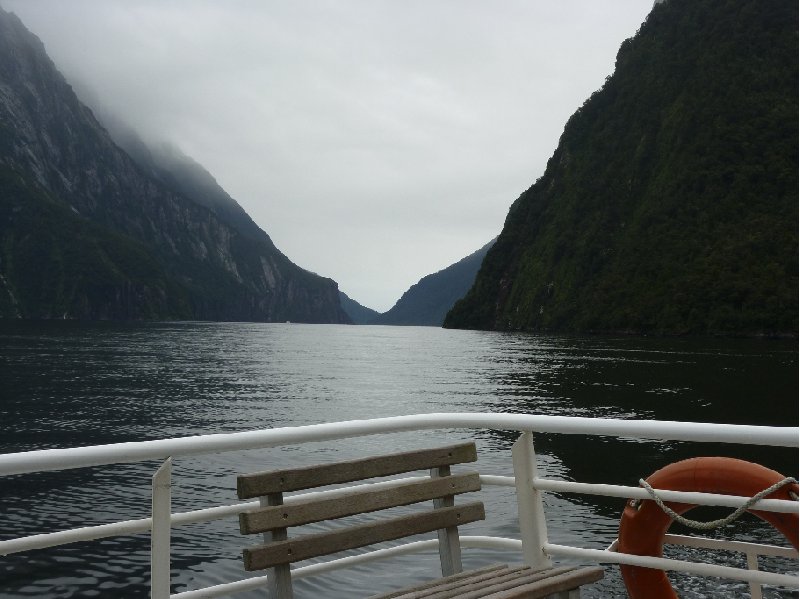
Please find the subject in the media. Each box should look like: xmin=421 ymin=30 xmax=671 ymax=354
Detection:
xmin=0 ymin=322 xmax=797 ymax=598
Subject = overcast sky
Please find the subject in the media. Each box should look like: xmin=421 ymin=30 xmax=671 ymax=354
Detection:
xmin=4 ymin=1 xmax=653 ymax=312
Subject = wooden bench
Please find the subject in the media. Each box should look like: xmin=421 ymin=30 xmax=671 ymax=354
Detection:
xmin=237 ymin=442 xmax=603 ymax=598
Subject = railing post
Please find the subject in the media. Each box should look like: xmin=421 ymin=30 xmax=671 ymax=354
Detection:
xmin=512 ymin=431 xmax=552 ymax=570
xmin=746 ymin=551 xmax=762 ymax=599
xmin=151 ymin=458 xmax=172 ymax=599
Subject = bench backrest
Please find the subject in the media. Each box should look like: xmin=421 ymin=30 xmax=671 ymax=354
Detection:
xmin=237 ymin=442 xmax=484 ymax=598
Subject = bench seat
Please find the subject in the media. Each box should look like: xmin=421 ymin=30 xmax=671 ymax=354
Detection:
xmin=236 ymin=441 xmax=604 ymax=598
xmin=370 ymin=564 xmax=605 ymax=599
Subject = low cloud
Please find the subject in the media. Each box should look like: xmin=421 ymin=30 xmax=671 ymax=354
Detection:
xmin=4 ymin=0 xmax=652 ymax=311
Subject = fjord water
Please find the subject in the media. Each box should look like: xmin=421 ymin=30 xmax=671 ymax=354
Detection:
xmin=0 ymin=322 xmax=796 ymax=598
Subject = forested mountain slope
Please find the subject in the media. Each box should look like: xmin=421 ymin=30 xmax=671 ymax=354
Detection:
xmin=338 ymin=291 xmax=380 ymax=324
xmin=445 ymin=0 xmax=797 ymax=336
xmin=373 ymin=239 xmax=495 ymax=326
xmin=0 ymin=7 xmax=349 ymax=322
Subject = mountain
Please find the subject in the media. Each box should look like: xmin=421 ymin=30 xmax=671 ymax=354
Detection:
xmin=338 ymin=291 xmax=380 ymax=324
xmin=90 ymin=109 xmax=271 ymax=245
xmin=0 ymin=7 xmax=350 ymax=323
xmin=445 ymin=0 xmax=797 ymax=336
xmin=373 ymin=239 xmax=495 ymax=326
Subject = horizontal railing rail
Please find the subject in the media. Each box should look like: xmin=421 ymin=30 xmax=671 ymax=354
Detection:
xmin=662 ymin=533 xmax=798 ymax=558
xmin=479 ymin=475 xmax=799 ymax=513
xmin=0 ymin=476 xmax=429 ymax=556
xmin=6 ymin=473 xmax=794 ymax=558
xmin=1 ymin=412 xmax=797 ymax=598
xmin=546 ymin=543 xmax=797 ymax=587
xmin=1 ymin=412 xmax=797 ymax=477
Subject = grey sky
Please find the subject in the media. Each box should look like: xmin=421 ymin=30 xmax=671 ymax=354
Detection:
xmin=4 ymin=1 xmax=653 ymax=312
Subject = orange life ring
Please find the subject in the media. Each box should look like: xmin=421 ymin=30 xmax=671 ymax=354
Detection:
xmin=618 ymin=457 xmax=798 ymax=599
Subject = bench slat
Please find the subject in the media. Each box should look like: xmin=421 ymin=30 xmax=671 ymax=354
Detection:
xmin=426 ymin=567 xmax=574 ymax=599
xmin=372 ymin=565 xmax=602 ymax=599
xmin=386 ymin=566 xmax=536 ymax=599
xmin=371 ymin=565 xmax=511 ymax=599
xmin=238 ymin=442 xmax=477 ymax=498
xmin=438 ymin=566 xmax=578 ymax=599
xmin=240 ymin=472 xmax=481 ymax=534
xmin=243 ymin=501 xmax=485 ymax=570
xmin=481 ymin=566 xmax=605 ymax=599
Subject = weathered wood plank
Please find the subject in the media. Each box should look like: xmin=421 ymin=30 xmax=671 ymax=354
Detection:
xmin=243 ymin=502 xmax=485 ymax=571
xmin=431 ymin=465 xmax=461 ymax=576
xmin=261 ymin=493 xmax=293 ymax=599
xmin=371 ymin=566 xmax=580 ymax=599
xmin=397 ymin=566 xmax=576 ymax=599
xmin=376 ymin=566 xmax=536 ymax=599
xmin=240 ymin=473 xmax=481 ymax=534
xmin=237 ymin=442 xmax=477 ymax=499
xmin=370 ymin=564 xmax=510 ymax=599
xmin=480 ymin=566 xmax=604 ymax=599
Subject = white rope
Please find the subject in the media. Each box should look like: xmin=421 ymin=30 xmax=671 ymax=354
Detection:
xmin=638 ymin=477 xmax=798 ymax=531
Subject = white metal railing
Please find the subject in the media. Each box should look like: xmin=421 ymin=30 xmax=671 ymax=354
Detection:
xmin=0 ymin=412 xmax=797 ymax=598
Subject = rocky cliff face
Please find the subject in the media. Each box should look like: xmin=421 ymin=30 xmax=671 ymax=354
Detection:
xmin=446 ymin=0 xmax=797 ymax=336
xmin=0 ymin=7 xmax=350 ymax=323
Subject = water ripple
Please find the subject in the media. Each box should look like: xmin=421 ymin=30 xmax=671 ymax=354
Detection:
xmin=0 ymin=322 xmax=796 ymax=598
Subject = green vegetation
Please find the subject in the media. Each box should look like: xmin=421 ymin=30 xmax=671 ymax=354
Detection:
xmin=374 ymin=239 xmax=495 ymax=326
xmin=339 ymin=291 xmax=380 ymax=324
xmin=0 ymin=167 xmax=190 ymax=319
xmin=0 ymin=7 xmax=350 ymax=323
xmin=445 ymin=0 xmax=798 ymax=336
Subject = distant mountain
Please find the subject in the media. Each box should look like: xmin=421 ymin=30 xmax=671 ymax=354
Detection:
xmin=0 ymin=7 xmax=350 ymax=323
xmin=94 ymin=111 xmax=271 ymax=244
xmin=446 ymin=0 xmax=797 ymax=336
xmin=373 ymin=239 xmax=495 ymax=326
xmin=338 ymin=291 xmax=380 ymax=324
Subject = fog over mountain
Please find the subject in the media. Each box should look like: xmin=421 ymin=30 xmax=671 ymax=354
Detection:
xmin=2 ymin=0 xmax=654 ymax=311
xmin=0 ymin=6 xmax=349 ymax=322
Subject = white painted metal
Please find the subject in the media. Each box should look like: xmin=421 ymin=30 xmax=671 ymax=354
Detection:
xmin=746 ymin=551 xmax=762 ymax=599
xmin=479 ymin=474 xmax=515 ymax=487
xmin=532 ymin=478 xmax=799 ymax=513
xmin=7 ymin=471 xmax=795 ymax=558
xmin=460 ymin=535 xmax=523 ymax=552
xmin=0 ymin=477 xmax=431 ymax=557
xmin=169 ymin=536 xmax=523 ymax=599
xmin=1 ymin=413 xmax=796 ymax=477
xmin=663 ymin=534 xmax=798 ymax=558
xmin=544 ymin=543 xmax=798 ymax=587
xmin=0 ymin=517 xmax=154 ymax=556
xmin=642 ymin=534 xmax=796 ymax=598
xmin=0 ymin=413 xmax=797 ymax=598
xmin=168 ymin=531 xmax=799 ymax=599
xmin=512 ymin=432 xmax=552 ymax=569
xmin=151 ymin=458 xmax=172 ymax=599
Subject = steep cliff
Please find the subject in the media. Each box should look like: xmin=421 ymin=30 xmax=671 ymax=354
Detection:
xmin=446 ymin=0 xmax=797 ymax=336
xmin=0 ymin=7 xmax=349 ymax=323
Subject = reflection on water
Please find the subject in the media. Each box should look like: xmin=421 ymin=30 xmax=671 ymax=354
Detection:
xmin=0 ymin=322 xmax=797 ymax=598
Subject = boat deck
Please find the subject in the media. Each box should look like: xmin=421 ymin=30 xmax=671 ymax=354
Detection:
xmin=0 ymin=413 xmax=797 ymax=598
